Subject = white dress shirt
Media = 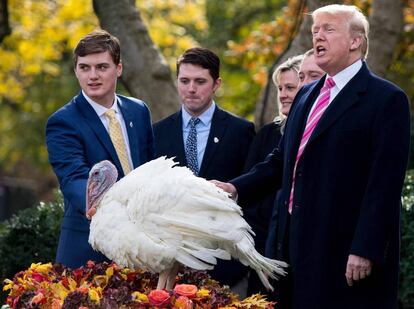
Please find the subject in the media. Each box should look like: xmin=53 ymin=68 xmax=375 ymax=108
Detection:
xmin=83 ymin=90 xmax=133 ymax=169
xmin=307 ymin=60 xmax=363 ymax=117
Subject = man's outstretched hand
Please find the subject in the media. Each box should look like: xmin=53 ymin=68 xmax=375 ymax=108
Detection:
xmin=210 ymin=180 xmax=238 ymax=200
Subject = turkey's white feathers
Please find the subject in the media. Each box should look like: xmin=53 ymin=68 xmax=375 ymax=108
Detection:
xmin=89 ymin=157 xmax=287 ymax=290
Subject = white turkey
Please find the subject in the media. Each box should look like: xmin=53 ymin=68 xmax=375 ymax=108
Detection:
xmin=86 ymin=157 xmax=287 ymax=290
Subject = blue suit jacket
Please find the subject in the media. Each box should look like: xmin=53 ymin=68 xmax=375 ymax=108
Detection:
xmin=46 ymin=92 xmax=154 ymax=269
xmin=232 ymin=62 xmax=410 ymax=307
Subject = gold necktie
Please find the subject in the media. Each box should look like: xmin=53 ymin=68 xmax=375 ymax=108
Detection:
xmin=105 ymin=109 xmax=131 ymax=175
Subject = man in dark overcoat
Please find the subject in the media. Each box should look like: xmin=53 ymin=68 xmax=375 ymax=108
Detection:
xmin=213 ymin=4 xmax=410 ymax=308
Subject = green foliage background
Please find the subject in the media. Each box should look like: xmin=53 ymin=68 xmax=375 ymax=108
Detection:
xmin=400 ymin=170 xmax=414 ymax=308
xmin=0 ymin=193 xmax=64 ymax=304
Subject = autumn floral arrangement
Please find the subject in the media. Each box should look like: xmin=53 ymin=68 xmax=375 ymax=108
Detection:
xmin=2 ymin=261 xmax=275 ymax=308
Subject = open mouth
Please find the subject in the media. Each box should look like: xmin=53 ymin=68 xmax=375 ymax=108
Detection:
xmin=316 ymin=46 xmax=326 ymax=56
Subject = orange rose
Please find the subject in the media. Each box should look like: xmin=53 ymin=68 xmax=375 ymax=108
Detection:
xmin=148 ymin=289 xmax=171 ymax=307
xmin=174 ymin=284 xmax=198 ymax=298
xmin=174 ymin=295 xmax=194 ymax=309
xmin=51 ymin=299 xmax=63 ymax=309
xmin=31 ymin=292 xmax=45 ymax=305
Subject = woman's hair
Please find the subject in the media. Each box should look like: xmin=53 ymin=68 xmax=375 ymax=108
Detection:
xmin=272 ymin=55 xmax=303 ymax=128
xmin=272 ymin=55 xmax=303 ymax=86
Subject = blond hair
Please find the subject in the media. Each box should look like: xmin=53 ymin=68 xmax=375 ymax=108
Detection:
xmin=272 ymin=55 xmax=303 ymax=86
xmin=272 ymin=55 xmax=303 ymax=127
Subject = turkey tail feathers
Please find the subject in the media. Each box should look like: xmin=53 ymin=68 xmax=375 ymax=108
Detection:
xmin=234 ymin=236 xmax=288 ymax=292
xmin=176 ymin=243 xmax=231 ymax=270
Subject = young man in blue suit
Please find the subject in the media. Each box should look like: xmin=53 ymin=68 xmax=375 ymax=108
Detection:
xmin=46 ymin=30 xmax=154 ymax=269
xmin=214 ymin=5 xmax=410 ymax=308
xmin=153 ymin=47 xmax=255 ymax=294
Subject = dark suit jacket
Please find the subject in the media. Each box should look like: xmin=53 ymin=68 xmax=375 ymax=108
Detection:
xmin=154 ymin=105 xmax=255 ymax=285
xmin=46 ymin=92 xmax=154 ymax=269
xmin=242 ymin=122 xmax=283 ymax=296
xmin=242 ymin=122 xmax=283 ymax=254
xmin=232 ymin=62 xmax=410 ymax=308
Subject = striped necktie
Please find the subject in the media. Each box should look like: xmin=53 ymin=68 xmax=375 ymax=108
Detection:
xmin=185 ymin=117 xmax=200 ymax=175
xmin=105 ymin=109 xmax=131 ymax=175
xmin=288 ymin=77 xmax=335 ymax=213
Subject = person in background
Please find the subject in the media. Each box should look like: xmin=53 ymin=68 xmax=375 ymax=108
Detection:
xmin=242 ymin=55 xmax=302 ymax=296
xmin=46 ymin=30 xmax=154 ymax=269
xmin=213 ymin=4 xmax=410 ymax=308
xmin=298 ymin=49 xmax=325 ymax=86
xmin=153 ymin=47 xmax=255 ymax=296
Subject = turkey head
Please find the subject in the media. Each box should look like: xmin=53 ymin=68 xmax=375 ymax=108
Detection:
xmin=86 ymin=160 xmax=118 ymax=213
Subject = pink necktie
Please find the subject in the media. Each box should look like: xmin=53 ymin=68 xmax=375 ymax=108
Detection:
xmin=288 ymin=77 xmax=335 ymax=213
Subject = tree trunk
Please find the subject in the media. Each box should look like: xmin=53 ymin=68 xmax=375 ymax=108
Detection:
xmin=254 ymin=0 xmax=403 ymax=127
xmin=93 ymin=0 xmax=180 ymax=122
xmin=367 ymin=0 xmax=404 ymax=77
xmin=0 ymin=0 xmax=11 ymax=43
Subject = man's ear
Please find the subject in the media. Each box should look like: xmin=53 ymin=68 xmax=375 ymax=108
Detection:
xmin=117 ymin=62 xmax=123 ymax=77
xmin=350 ymin=35 xmax=363 ymax=52
xmin=213 ymin=77 xmax=222 ymax=92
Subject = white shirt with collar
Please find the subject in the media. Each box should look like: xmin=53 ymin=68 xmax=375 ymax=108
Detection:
xmin=182 ymin=101 xmax=216 ymax=171
xmin=308 ymin=59 xmax=363 ymax=116
xmin=83 ymin=90 xmax=133 ymax=169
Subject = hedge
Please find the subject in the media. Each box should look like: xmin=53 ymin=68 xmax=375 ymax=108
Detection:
xmin=0 ymin=193 xmax=63 ymax=304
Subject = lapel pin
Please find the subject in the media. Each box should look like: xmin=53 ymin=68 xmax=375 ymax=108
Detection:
xmin=130 ymin=122 xmax=133 ymax=128
xmin=214 ymin=137 xmax=219 ymax=143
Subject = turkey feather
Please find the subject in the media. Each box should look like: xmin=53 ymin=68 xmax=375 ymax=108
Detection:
xmin=87 ymin=157 xmax=287 ymax=291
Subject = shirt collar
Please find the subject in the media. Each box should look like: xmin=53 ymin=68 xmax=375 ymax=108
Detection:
xmin=329 ymin=59 xmax=362 ymax=91
xmin=182 ymin=101 xmax=216 ymax=127
xmin=83 ymin=90 xmax=120 ymax=117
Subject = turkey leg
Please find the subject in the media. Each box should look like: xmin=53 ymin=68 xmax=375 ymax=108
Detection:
xmin=166 ymin=262 xmax=179 ymax=290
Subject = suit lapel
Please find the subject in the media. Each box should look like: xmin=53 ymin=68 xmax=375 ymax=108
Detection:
xmin=199 ymin=106 xmax=228 ymax=177
xmin=171 ymin=111 xmax=187 ymax=165
xmin=285 ymin=80 xmax=323 ymax=171
xmin=279 ymin=80 xmax=326 ymax=246
xmin=75 ymin=93 xmax=124 ymax=176
xmin=118 ymin=96 xmax=140 ymax=169
xmin=306 ymin=63 xmax=369 ymax=147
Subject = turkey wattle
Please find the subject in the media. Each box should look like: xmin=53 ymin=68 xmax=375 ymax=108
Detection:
xmin=86 ymin=157 xmax=287 ymax=290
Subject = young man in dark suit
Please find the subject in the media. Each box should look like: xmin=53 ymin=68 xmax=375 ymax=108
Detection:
xmin=214 ymin=5 xmax=410 ymax=308
xmin=46 ymin=30 xmax=154 ymax=269
xmin=154 ymin=47 xmax=255 ymax=293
